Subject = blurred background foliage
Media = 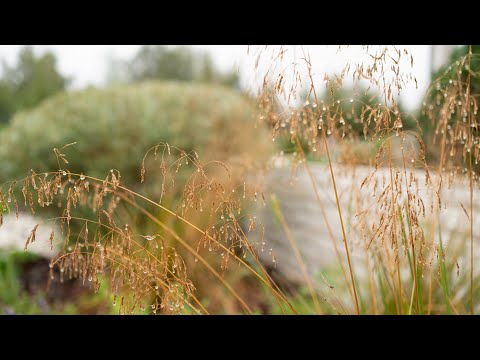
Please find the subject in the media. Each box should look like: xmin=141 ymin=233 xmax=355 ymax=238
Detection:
xmin=419 ymin=45 xmax=480 ymax=164
xmin=0 ymin=46 xmax=69 ymax=124
xmin=107 ymin=45 xmax=240 ymax=88
xmin=0 ymin=45 xmax=272 ymax=314
xmin=0 ymin=45 xmax=475 ymax=314
xmin=0 ymin=81 xmax=270 ymax=187
xmin=0 ymin=250 xmax=113 ymax=314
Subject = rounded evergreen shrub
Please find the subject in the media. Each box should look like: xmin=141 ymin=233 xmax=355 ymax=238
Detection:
xmin=0 ymin=81 xmax=272 ymax=188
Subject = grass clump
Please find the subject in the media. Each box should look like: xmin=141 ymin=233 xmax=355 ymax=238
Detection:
xmin=2 ymin=46 xmax=479 ymax=315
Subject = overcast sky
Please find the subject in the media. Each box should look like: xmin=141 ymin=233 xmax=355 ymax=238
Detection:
xmin=0 ymin=45 xmax=436 ymax=110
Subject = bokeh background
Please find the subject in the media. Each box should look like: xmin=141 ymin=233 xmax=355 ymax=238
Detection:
xmin=0 ymin=45 xmax=475 ymax=314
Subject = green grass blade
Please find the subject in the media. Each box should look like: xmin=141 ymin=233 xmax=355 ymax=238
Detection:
xmin=438 ymin=221 xmax=452 ymax=314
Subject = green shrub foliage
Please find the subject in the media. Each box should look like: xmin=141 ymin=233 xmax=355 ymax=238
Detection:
xmin=0 ymin=81 xmax=271 ymax=190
